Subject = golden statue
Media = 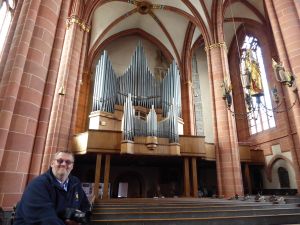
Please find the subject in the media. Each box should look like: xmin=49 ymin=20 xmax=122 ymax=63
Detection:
xmin=245 ymin=49 xmax=264 ymax=96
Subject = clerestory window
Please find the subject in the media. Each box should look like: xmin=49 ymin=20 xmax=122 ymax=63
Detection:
xmin=240 ymin=35 xmax=275 ymax=135
xmin=0 ymin=0 xmax=15 ymax=56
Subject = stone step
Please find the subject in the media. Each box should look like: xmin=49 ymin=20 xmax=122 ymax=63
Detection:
xmin=284 ymin=196 xmax=300 ymax=204
xmin=92 ymin=207 xmax=300 ymax=220
xmin=90 ymin=212 xmax=300 ymax=225
xmin=91 ymin=198 xmax=300 ymax=225
xmin=95 ymin=197 xmax=288 ymax=205
xmin=93 ymin=203 xmax=299 ymax=213
xmin=95 ymin=201 xmax=272 ymax=207
xmin=95 ymin=199 xmax=284 ymax=207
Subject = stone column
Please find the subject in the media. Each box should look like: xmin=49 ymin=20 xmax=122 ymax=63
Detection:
xmin=183 ymin=157 xmax=191 ymax=197
xmin=181 ymin=25 xmax=196 ymax=136
xmin=181 ymin=81 xmax=195 ymax=135
xmin=191 ymin=157 xmax=198 ymax=197
xmin=94 ymin=154 xmax=102 ymax=199
xmin=69 ymin=28 xmax=91 ymax=140
xmin=0 ymin=0 xmax=22 ymax=76
xmin=265 ymin=0 xmax=300 ymax=192
xmin=103 ymin=154 xmax=111 ymax=199
xmin=41 ymin=9 xmax=90 ymax=172
xmin=265 ymin=0 xmax=300 ymax=90
xmin=28 ymin=0 xmax=72 ymax=179
xmin=0 ymin=0 xmax=66 ymax=209
xmin=206 ymin=42 xmax=244 ymax=197
xmin=244 ymin=163 xmax=252 ymax=194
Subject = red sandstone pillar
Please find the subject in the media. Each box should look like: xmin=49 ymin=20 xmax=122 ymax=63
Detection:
xmin=296 ymin=1 xmax=300 ymax=17
xmin=74 ymin=71 xmax=91 ymax=133
xmin=103 ymin=154 xmax=111 ymax=199
xmin=191 ymin=157 xmax=198 ymax=197
xmin=244 ymin=163 xmax=252 ymax=194
xmin=265 ymin=0 xmax=300 ymax=192
xmin=0 ymin=0 xmax=65 ymax=209
xmin=206 ymin=43 xmax=244 ymax=197
xmin=69 ymin=31 xmax=90 ymax=138
xmin=41 ymin=5 xmax=90 ymax=172
xmin=181 ymin=81 xmax=195 ymax=135
xmin=28 ymin=0 xmax=72 ymax=179
xmin=265 ymin=0 xmax=300 ymax=93
xmin=181 ymin=25 xmax=196 ymax=136
xmin=183 ymin=157 xmax=191 ymax=197
xmin=0 ymin=0 xmax=21 ymax=77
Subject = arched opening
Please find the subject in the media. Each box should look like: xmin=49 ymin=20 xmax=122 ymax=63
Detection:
xmin=278 ymin=167 xmax=290 ymax=188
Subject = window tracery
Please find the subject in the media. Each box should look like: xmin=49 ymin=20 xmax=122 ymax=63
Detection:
xmin=240 ymin=35 xmax=276 ymax=134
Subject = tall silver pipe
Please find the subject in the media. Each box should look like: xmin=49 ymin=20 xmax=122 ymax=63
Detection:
xmin=122 ymin=93 xmax=135 ymax=141
xmin=92 ymin=59 xmax=100 ymax=111
xmin=92 ymin=50 xmax=117 ymax=113
xmin=147 ymin=105 xmax=157 ymax=137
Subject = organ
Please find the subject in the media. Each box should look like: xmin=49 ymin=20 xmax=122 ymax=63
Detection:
xmin=89 ymin=41 xmax=183 ymax=148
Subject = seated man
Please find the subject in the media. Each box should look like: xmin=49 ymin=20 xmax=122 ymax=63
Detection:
xmin=14 ymin=150 xmax=91 ymax=225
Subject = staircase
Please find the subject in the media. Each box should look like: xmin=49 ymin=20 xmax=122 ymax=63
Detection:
xmin=90 ymin=197 xmax=300 ymax=225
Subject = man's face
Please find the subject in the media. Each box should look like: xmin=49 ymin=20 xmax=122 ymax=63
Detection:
xmin=51 ymin=152 xmax=74 ymax=182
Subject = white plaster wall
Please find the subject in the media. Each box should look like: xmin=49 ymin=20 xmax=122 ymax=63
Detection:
xmin=262 ymin=144 xmax=297 ymax=189
xmin=262 ymin=158 xmax=297 ymax=189
xmin=195 ymin=47 xmax=214 ymax=143
xmin=96 ymin=35 xmax=169 ymax=76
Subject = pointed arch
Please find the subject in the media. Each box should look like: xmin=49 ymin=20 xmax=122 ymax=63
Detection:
xmin=227 ymin=22 xmax=279 ymax=138
xmin=266 ymin=155 xmax=294 ymax=183
xmin=87 ymin=28 xmax=174 ymax=75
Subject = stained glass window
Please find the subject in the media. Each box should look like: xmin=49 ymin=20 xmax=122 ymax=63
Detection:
xmin=240 ymin=35 xmax=275 ymax=134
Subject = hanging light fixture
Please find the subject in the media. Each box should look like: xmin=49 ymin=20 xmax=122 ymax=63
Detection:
xmin=222 ymin=3 xmax=298 ymax=119
xmin=272 ymin=59 xmax=295 ymax=88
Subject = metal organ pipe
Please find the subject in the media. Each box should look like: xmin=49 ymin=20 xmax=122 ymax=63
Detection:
xmin=122 ymin=95 xmax=179 ymax=143
xmin=122 ymin=93 xmax=135 ymax=141
xmin=92 ymin=51 xmax=117 ymax=113
xmin=92 ymin=42 xmax=182 ymax=143
xmin=147 ymin=105 xmax=158 ymax=137
xmin=115 ymin=41 xmax=164 ymax=109
xmin=92 ymin=58 xmax=100 ymax=111
xmin=161 ymin=61 xmax=181 ymax=117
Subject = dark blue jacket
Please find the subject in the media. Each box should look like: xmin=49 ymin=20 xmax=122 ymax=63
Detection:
xmin=14 ymin=168 xmax=91 ymax=225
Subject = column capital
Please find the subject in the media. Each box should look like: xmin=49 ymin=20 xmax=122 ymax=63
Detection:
xmin=183 ymin=80 xmax=193 ymax=85
xmin=66 ymin=15 xmax=90 ymax=33
xmin=205 ymin=42 xmax=227 ymax=52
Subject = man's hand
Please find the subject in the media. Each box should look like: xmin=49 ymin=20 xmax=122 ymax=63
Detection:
xmin=65 ymin=219 xmax=81 ymax=225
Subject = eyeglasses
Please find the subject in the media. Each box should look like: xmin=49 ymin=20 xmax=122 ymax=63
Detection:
xmin=55 ymin=158 xmax=74 ymax=165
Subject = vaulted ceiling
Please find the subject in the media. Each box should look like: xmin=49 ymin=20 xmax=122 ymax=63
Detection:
xmin=84 ymin=0 xmax=267 ymax=65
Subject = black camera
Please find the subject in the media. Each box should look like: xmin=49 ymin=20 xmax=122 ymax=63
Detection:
xmin=62 ymin=208 xmax=88 ymax=224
